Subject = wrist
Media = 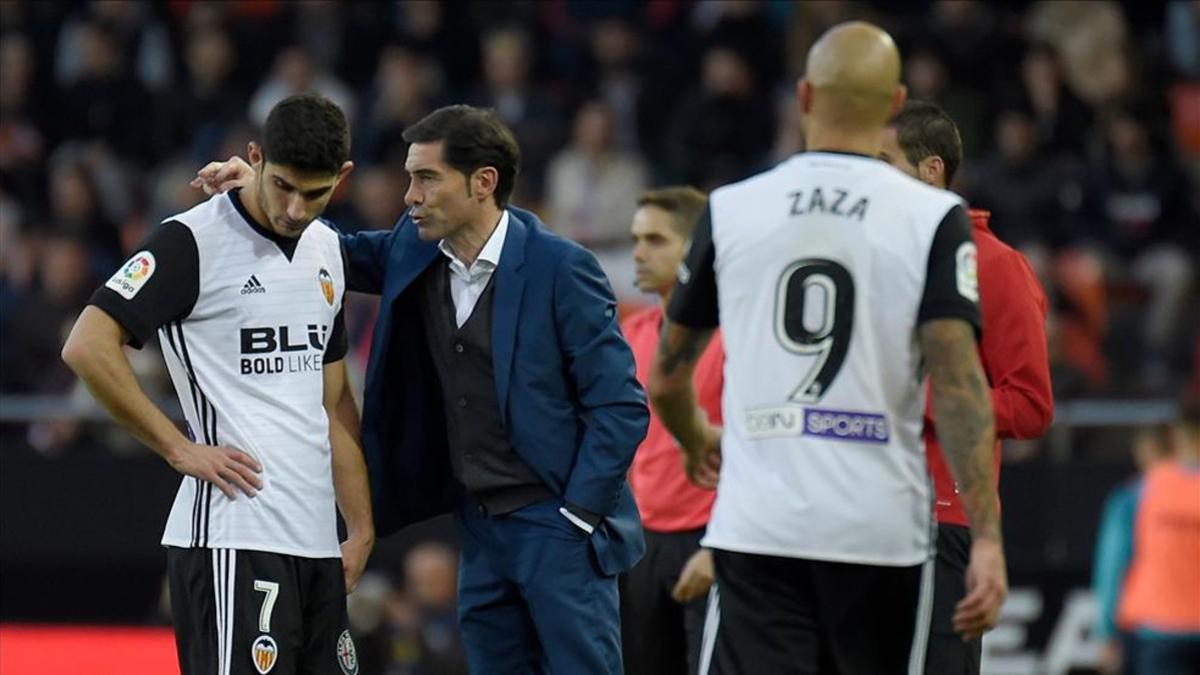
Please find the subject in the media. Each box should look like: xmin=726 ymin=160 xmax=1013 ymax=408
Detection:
xmin=159 ymin=435 xmax=192 ymax=465
xmin=345 ymin=527 xmax=375 ymax=546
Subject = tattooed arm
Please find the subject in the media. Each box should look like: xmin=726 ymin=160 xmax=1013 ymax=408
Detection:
xmin=920 ymin=318 xmax=999 ymax=540
xmin=648 ymin=319 xmax=721 ymax=488
xmin=919 ymin=317 xmax=1007 ymax=639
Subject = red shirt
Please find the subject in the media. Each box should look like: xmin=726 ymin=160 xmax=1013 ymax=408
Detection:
xmin=924 ymin=209 xmax=1054 ymax=527
xmin=622 ymin=306 xmax=723 ymax=532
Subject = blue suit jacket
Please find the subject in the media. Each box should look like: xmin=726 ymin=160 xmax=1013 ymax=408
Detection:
xmin=340 ymin=207 xmax=648 ymax=574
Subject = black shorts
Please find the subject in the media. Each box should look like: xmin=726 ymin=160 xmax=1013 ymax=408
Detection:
xmin=167 ymin=546 xmax=356 ymax=675
xmin=703 ymin=548 xmax=934 ymax=675
xmin=619 ymin=527 xmax=710 ymax=675
xmin=925 ymin=524 xmax=981 ymax=675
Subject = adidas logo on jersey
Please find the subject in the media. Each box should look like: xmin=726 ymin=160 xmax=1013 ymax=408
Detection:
xmin=241 ymin=275 xmax=266 ymax=295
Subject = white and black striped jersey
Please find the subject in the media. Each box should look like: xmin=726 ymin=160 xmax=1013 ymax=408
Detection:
xmin=90 ymin=190 xmax=348 ymax=558
xmin=669 ymin=151 xmax=980 ymax=566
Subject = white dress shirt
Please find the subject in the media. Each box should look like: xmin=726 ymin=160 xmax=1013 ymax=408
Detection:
xmin=438 ymin=211 xmax=509 ymax=327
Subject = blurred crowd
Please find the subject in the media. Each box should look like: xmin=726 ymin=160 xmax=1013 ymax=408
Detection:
xmin=2 ymin=1 xmax=1198 ymax=408
xmin=0 ymin=2 xmax=1196 ymax=668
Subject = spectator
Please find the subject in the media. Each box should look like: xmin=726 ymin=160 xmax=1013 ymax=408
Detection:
xmin=1019 ymin=43 xmax=1093 ymax=157
xmin=53 ymin=20 xmax=150 ymax=160
xmin=469 ymin=26 xmax=566 ymax=204
xmin=584 ymin=18 xmax=644 ymax=152
xmin=1113 ymin=401 xmax=1200 ymax=672
xmin=401 ymin=543 xmax=469 ymax=675
xmin=545 ymin=101 xmax=648 ymax=302
xmin=54 ymin=1 xmax=174 ymax=93
xmin=546 ymin=100 xmax=647 ymax=249
xmin=248 ymin=46 xmax=357 ymax=128
xmin=665 ymin=44 xmax=774 ymax=190
xmin=4 ymin=231 xmax=95 ymax=396
xmin=962 ymin=105 xmax=1082 ymax=250
xmin=1092 ymin=425 xmax=1173 ymax=674
xmin=155 ymin=28 xmax=246 ymax=163
xmin=47 ymin=160 xmax=121 ymax=272
xmin=0 ymin=34 xmax=47 ymax=206
xmin=1077 ymin=108 xmax=1197 ymax=385
xmin=901 ymin=42 xmax=988 ymax=160
xmin=355 ymin=44 xmax=440 ymax=165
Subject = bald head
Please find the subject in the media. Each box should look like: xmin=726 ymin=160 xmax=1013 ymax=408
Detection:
xmin=801 ymin=21 xmax=904 ymax=132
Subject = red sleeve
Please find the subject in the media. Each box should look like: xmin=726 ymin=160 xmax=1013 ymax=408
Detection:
xmin=978 ymin=247 xmax=1054 ymax=439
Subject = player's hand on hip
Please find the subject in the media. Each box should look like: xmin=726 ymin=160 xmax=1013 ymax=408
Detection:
xmin=166 ymin=441 xmax=263 ymax=499
xmin=685 ymin=425 xmax=722 ymax=490
xmin=341 ymin=536 xmax=373 ymax=594
xmin=953 ymin=536 xmax=1008 ymax=641
xmin=671 ymin=548 xmax=715 ymax=603
xmin=190 ymin=156 xmax=256 ymax=195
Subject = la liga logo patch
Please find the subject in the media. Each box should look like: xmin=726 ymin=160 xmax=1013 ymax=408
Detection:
xmin=105 ymin=250 xmax=156 ymax=299
xmin=251 ymin=634 xmax=278 ymax=674
xmin=318 ymin=268 xmax=335 ymax=306
xmin=955 ymin=242 xmax=978 ymax=303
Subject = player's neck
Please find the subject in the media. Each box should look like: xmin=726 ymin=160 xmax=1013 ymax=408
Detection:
xmin=805 ymin=123 xmax=883 ymax=158
xmin=238 ymin=184 xmax=272 ymax=232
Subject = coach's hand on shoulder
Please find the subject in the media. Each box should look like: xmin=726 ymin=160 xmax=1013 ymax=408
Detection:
xmin=953 ymin=536 xmax=1008 ymax=641
xmin=671 ymin=548 xmax=714 ymax=603
xmin=341 ymin=535 xmax=373 ymax=594
xmin=166 ymin=440 xmax=263 ymax=500
xmin=190 ymin=156 xmax=255 ymax=195
xmin=684 ymin=424 xmax=722 ymax=490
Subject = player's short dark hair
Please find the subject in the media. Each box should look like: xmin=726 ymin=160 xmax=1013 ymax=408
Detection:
xmin=402 ymin=105 xmax=521 ymax=208
xmin=262 ymin=93 xmax=350 ymax=175
xmin=637 ymin=186 xmax=708 ymax=238
xmin=888 ymin=100 xmax=963 ymax=185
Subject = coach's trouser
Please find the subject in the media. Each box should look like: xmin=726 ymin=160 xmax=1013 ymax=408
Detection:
xmin=455 ymin=497 xmax=623 ymax=674
xmin=704 ymin=549 xmax=932 ymax=675
xmin=620 ymin=528 xmax=709 ymax=675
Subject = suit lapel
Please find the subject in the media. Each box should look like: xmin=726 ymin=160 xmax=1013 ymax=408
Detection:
xmin=492 ymin=211 xmax=528 ymax=416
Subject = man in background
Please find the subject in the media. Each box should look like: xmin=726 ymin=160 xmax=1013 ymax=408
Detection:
xmin=1111 ymin=401 xmax=1200 ymax=673
xmin=879 ymin=100 xmax=1054 ymax=675
xmin=620 ymin=186 xmax=724 ymax=675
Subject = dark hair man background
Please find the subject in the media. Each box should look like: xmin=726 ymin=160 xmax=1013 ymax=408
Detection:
xmin=880 ymin=99 xmax=1054 ymax=675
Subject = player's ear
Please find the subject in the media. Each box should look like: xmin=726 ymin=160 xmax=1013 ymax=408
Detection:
xmin=919 ymin=156 xmax=945 ymax=187
xmin=796 ymin=79 xmax=813 ymax=114
xmin=247 ymin=142 xmax=263 ymax=167
xmin=336 ymin=161 xmax=354 ymax=185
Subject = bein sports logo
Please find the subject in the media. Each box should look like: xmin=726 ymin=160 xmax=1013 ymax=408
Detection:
xmin=743 ymin=406 xmax=888 ymax=443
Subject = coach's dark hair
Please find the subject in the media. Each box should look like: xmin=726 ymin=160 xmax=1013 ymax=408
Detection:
xmin=262 ymin=93 xmax=350 ymax=174
xmin=888 ymin=100 xmax=963 ymax=185
xmin=403 ymin=105 xmax=521 ymax=208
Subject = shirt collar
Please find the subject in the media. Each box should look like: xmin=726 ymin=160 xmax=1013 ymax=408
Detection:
xmin=438 ymin=210 xmax=509 ymax=272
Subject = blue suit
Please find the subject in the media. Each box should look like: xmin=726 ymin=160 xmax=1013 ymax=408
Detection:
xmin=340 ymin=207 xmax=648 ymax=673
